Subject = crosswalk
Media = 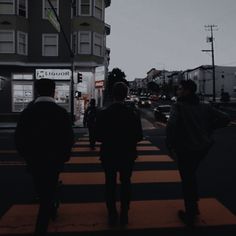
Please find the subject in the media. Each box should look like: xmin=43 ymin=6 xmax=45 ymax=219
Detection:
xmin=0 ymin=135 xmax=236 ymax=235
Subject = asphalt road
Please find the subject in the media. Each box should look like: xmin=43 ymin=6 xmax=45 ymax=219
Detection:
xmin=141 ymin=106 xmax=236 ymax=215
xmin=0 ymin=112 xmax=236 ymax=235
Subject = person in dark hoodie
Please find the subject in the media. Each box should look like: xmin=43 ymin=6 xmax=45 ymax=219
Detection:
xmin=95 ymin=82 xmax=143 ymax=226
xmin=83 ymin=98 xmax=98 ymax=149
xmin=15 ymin=79 xmax=74 ymax=236
xmin=166 ymin=79 xmax=230 ymax=227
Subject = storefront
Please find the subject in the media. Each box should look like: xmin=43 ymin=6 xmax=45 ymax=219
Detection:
xmin=35 ymin=69 xmax=71 ymax=111
xmin=0 ymin=68 xmax=72 ymax=117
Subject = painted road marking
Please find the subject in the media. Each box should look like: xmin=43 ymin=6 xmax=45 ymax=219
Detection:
xmin=67 ymin=155 xmax=173 ymax=164
xmin=1 ymin=199 xmax=236 ymax=234
xmin=75 ymin=140 xmax=152 ymax=145
xmin=0 ymin=155 xmax=173 ymax=166
xmin=60 ymin=170 xmax=181 ymax=185
xmin=72 ymin=146 xmax=160 ymax=153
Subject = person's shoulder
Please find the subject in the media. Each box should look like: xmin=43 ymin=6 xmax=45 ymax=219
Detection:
xmin=97 ymin=107 xmax=107 ymax=115
xmin=198 ymin=102 xmax=213 ymax=111
xmin=170 ymin=102 xmax=180 ymax=110
xmin=20 ymin=101 xmax=36 ymax=115
xmin=53 ymin=103 xmax=70 ymax=115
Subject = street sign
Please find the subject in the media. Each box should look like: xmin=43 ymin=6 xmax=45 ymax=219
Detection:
xmin=95 ymin=80 xmax=104 ymax=88
xmin=47 ymin=9 xmax=60 ymax=32
xmin=36 ymin=69 xmax=71 ymax=80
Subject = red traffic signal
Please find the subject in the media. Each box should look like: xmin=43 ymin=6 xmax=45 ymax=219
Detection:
xmin=77 ymin=73 xmax=83 ymax=83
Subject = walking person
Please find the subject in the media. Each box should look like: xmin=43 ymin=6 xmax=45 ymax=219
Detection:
xmin=83 ymin=98 xmax=98 ymax=149
xmin=15 ymin=79 xmax=74 ymax=236
xmin=166 ymin=79 xmax=230 ymax=227
xmin=95 ymin=82 xmax=143 ymax=226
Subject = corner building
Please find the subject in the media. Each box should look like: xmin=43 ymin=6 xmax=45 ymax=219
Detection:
xmin=0 ymin=0 xmax=111 ymax=118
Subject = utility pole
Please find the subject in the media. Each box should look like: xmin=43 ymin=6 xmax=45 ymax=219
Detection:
xmin=202 ymin=24 xmax=218 ymax=102
xmin=47 ymin=0 xmax=75 ymax=122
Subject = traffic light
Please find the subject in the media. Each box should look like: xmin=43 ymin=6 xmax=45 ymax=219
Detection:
xmin=77 ymin=73 xmax=83 ymax=83
xmin=75 ymin=91 xmax=82 ymax=98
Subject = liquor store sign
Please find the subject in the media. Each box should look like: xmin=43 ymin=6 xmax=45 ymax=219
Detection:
xmin=36 ymin=69 xmax=71 ymax=80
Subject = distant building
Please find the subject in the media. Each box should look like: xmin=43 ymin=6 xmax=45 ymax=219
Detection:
xmin=0 ymin=0 xmax=111 ymax=118
xmin=133 ymin=78 xmax=144 ymax=90
xmin=167 ymin=71 xmax=184 ymax=85
xmin=183 ymin=65 xmax=236 ymax=99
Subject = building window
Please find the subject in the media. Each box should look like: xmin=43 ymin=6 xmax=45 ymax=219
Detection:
xmin=71 ymin=32 xmax=77 ymax=55
xmin=0 ymin=76 xmax=6 ymax=91
xmin=42 ymin=0 xmax=59 ymax=19
xmin=94 ymin=0 xmax=103 ymax=20
xmin=0 ymin=0 xmax=15 ymax=14
xmin=79 ymin=0 xmax=91 ymax=16
xmin=78 ymin=31 xmax=91 ymax=54
xmin=42 ymin=34 xmax=58 ymax=56
xmin=17 ymin=0 xmax=27 ymax=17
xmin=71 ymin=0 xmax=77 ymax=17
xmin=0 ymin=30 xmax=15 ymax=53
xmin=17 ymin=31 xmax=28 ymax=55
xmin=12 ymin=74 xmax=33 ymax=80
xmin=55 ymin=82 xmax=70 ymax=104
xmin=12 ymin=81 xmax=33 ymax=112
xmin=93 ymin=32 xmax=103 ymax=56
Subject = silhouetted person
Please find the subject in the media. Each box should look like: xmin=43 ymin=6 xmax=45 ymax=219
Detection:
xmin=166 ymin=79 xmax=230 ymax=227
xmin=15 ymin=79 xmax=74 ymax=236
xmin=83 ymin=98 xmax=98 ymax=149
xmin=96 ymin=82 xmax=143 ymax=226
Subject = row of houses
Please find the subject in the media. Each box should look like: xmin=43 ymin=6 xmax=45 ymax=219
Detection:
xmin=130 ymin=65 xmax=236 ymax=100
xmin=0 ymin=0 xmax=111 ymax=120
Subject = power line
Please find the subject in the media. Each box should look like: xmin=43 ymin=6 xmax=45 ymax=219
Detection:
xmin=47 ymin=0 xmax=75 ymax=122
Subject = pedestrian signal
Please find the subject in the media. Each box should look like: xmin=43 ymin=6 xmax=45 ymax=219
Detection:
xmin=75 ymin=91 xmax=82 ymax=98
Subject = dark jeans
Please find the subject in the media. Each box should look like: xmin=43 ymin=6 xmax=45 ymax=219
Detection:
xmin=102 ymin=161 xmax=134 ymax=213
xmin=176 ymin=150 xmax=207 ymax=216
xmin=88 ymin=126 xmax=96 ymax=147
xmin=31 ymin=169 xmax=59 ymax=236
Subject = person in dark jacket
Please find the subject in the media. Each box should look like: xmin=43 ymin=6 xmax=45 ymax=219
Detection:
xmin=96 ymin=82 xmax=143 ymax=226
xmin=15 ymin=79 xmax=74 ymax=236
xmin=83 ymin=98 xmax=98 ymax=149
xmin=166 ymin=79 xmax=230 ymax=227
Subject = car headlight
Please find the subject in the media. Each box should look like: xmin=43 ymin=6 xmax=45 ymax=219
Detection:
xmin=141 ymin=101 xmax=145 ymax=104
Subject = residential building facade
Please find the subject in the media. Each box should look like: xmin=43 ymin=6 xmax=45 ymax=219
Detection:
xmin=183 ymin=65 xmax=236 ymax=100
xmin=0 ymin=0 xmax=111 ymax=119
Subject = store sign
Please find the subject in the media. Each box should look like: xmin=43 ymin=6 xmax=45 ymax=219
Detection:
xmin=36 ymin=69 xmax=71 ymax=80
xmin=95 ymin=80 xmax=104 ymax=88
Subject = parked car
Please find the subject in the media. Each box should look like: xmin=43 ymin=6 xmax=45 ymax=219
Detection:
xmin=153 ymin=105 xmax=171 ymax=122
xmin=138 ymin=96 xmax=152 ymax=107
xmin=130 ymin=95 xmax=139 ymax=103
xmin=149 ymin=94 xmax=159 ymax=101
xmin=125 ymin=99 xmax=138 ymax=109
xmin=220 ymin=92 xmax=230 ymax=102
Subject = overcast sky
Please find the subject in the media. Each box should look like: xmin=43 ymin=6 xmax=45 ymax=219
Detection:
xmin=105 ymin=0 xmax=236 ymax=81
